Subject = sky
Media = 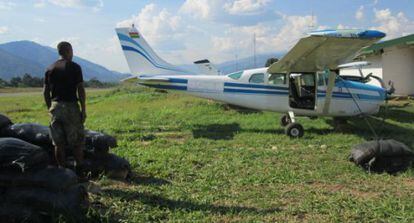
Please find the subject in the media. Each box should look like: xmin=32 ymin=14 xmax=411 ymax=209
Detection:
xmin=0 ymin=0 xmax=413 ymax=73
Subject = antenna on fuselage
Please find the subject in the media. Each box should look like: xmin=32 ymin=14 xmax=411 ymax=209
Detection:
xmin=235 ymin=54 xmax=238 ymax=71
xmin=253 ymin=33 xmax=257 ymax=68
xmin=309 ymin=10 xmax=315 ymax=31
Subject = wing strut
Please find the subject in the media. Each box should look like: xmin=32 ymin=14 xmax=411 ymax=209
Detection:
xmin=322 ymin=69 xmax=337 ymax=115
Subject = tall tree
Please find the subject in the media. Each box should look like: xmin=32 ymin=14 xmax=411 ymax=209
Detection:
xmin=10 ymin=77 xmax=22 ymax=87
xmin=0 ymin=78 xmax=7 ymax=87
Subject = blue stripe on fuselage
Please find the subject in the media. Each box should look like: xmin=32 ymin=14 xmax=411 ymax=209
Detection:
xmin=224 ymin=88 xmax=288 ymax=95
xmin=224 ymin=82 xmax=288 ymax=91
xmin=169 ymin=78 xmax=188 ymax=84
xmin=140 ymin=83 xmax=187 ymax=91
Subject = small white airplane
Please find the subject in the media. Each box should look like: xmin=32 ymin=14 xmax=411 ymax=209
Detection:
xmin=115 ymin=26 xmax=391 ymax=138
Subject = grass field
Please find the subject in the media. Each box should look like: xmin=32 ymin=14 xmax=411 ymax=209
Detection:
xmin=1 ymin=86 xmax=414 ymax=222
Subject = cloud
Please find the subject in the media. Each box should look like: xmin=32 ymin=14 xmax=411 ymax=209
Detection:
xmin=0 ymin=1 xmax=16 ymax=10
xmin=224 ymin=0 xmax=271 ymax=15
xmin=180 ymin=0 xmax=217 ymax=19
xmin=115 ymin=2 xmax=318 ymax=68
xmin=355 ymin=6 xmax=364 ymax=20
xmin=36 ymin=0 xmax=103 ymax=11
xmin=210 ymin=14 xmax=318 ymax=62
xmin=271 ymin=15 xmax=319 ymax=51
xmin=0 ymin=26 xmax=8 ymax=34
xmin=179 ymin=0 xmax=277 ymax=26
xmin=371 ymin=8 xmax=414 ymax=39
xmin=117 ymin=4 xmax=184 ymax=47
xmin=33 ymin=0 xmax=46 ymax=8
xmin=34 ymin=17 xmax=46 ymax=23
xmin=212 ymin=24 xmax=269 ymax=53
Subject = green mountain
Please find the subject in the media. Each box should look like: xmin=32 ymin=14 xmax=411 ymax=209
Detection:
xmin=0 ymin=41 xmax=128 ymax=82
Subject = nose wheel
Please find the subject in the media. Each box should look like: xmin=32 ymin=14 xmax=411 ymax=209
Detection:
xmin=282 ymin=112 xmax=304 ymax=138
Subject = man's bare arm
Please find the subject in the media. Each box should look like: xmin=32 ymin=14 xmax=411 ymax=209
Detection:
xmin=43 ymin=84 xmax=51 ymax=109
xmin=77 ymin=82 xmax=86 ymax=123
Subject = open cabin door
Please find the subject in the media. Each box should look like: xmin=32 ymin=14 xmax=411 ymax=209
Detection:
xmin=288 ymin=72 xmax=317 ymax=110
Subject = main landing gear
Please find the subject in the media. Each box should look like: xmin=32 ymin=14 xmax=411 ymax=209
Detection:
xmin=280 ymin=111 xmax=304 ymax=138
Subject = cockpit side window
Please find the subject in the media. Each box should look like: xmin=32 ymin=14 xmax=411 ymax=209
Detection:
xmin=268 ymin=73 xmax=286 ymax=85
xmin=300 ymin=73 xmax=315 ymax=86
xmin=228 ymin=71 xmax=243 ymax=80
xmin=249 ymin=73 xmax=265 ymax=84
xmin=317 ymin=72 xmax=329 ymax=86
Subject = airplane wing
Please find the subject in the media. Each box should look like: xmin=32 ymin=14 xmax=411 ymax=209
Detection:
xmin=267 ymin=30 xmax=385 ymax=73
xmin=194 ymin=59 xmax=220 ymax=75
xmin=267 ymin=29 xmax=385 ymax=114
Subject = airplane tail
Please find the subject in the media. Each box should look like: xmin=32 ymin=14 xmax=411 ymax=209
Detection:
xmin=115 ymin=26 xmax=191 ymax=75
xmin=194 ymin=59 xmax=221 ymax=75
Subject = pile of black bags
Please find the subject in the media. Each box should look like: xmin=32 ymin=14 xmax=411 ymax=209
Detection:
xmin=0 ymin=113 xmax=132 ymax=221
xmin=0 ymin=138 xmax=88 ymax=222
xmin=0 ymin=114 xmax=131 ymax=179
xmin=349 ymin=139 xmax=414 ymax=173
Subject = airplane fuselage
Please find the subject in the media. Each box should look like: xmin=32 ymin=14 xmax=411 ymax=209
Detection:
xmin=138 ymin=67 xmax=386 ymax=117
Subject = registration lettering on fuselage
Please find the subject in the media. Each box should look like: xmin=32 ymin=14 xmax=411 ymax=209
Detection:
xmin=187 ymin=80 xmax=224 ymax=93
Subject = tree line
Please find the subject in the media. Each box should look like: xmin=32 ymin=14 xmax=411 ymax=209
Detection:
xmin=0 ymin=74 xmax=118 ymax=88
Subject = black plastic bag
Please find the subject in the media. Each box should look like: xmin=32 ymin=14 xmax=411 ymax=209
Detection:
xmin=88 ymin=153 xmax=131 ymax=180
xmin=102 ymin=153 xmax=131 ymax=179
xmin=4 ymin=185 xmax=88 ymax=221
xmin=1 ymin=123 xmax=53 ymax=149
xmin=1 ymin=123 xmax=117 ymax=155
xmin=0 ymin=138 xmax=49 ymax=172
xmin=85 ymin=130 xmax=117 ymax=155
xmin=349 ymin=139 xmax=414 ymax=173
xmin=0 ymin=203 xmax=43 ymax=223
xmin=0 ymin=114 xmax=12 ymax=131
xmin=0 ymin=167 xmax=78 ymax=192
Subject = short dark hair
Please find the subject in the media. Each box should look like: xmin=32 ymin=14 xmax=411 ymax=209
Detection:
xmin=57 ymin=41 xmax=72 ymax=56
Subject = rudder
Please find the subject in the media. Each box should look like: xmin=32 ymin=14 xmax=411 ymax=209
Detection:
xmin=115 ymin=26 xmax=190 ymax=75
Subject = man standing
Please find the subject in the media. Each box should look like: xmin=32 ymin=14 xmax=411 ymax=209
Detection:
xmin=43 ymin=42 xmax=86 ymax=170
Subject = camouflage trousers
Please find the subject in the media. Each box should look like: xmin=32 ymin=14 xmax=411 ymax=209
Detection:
xmin=49 ymin=101 xmax=85 ymax=148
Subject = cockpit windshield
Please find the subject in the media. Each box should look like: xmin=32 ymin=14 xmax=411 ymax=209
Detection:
xmin=228 ymin=71 xmax=243 ymax=80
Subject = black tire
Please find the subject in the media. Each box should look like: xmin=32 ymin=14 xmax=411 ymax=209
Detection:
xmin=285 ymin=123 xmax=304 ymax=138
xmin=280 ymin=115 xmax=291 ymax=127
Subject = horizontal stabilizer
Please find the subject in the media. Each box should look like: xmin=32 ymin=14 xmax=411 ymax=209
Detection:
xmin=193 ymin=59 xmax=220 ymax=75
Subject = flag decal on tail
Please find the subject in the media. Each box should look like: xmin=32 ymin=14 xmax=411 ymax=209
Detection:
xmin=129 ymin=32 xmax=140 ymax=38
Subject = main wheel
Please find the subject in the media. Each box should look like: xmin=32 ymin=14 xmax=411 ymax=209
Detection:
xmin=285 ymin=123 xmax=304 ymax=138
xmin=280 ymin=115 xmax=291 ymax=127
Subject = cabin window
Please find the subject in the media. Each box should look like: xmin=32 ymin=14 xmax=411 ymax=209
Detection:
xmin=228 ymin=71 xmax=243 ymax=80
xmin=317 ymin=72 xmax=329 ymax=86
xmin=249 ymin=73 xmax=265 ymax=84
xmin=269 ymin=73 xmax=286 ymax=85
xmin=298 ymin=73 xmax=315 ymax=86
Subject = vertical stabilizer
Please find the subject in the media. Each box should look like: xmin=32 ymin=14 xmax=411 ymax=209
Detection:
xmin=116 ymin=26 xmax=190 ymax=75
